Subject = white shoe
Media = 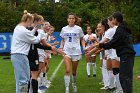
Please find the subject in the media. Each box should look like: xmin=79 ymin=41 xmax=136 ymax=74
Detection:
xmin=72 ymin=83 xmax=77 ymax=93
xmin=65 ymin=87 xmax=69 ymax=93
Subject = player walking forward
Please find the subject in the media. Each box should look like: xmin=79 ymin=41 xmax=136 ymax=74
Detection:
xmin=58 ymin=12 xmax=85 ymax=93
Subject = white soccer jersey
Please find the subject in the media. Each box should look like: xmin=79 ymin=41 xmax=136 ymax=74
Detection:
xmin=101 ymin=26 xmax=118 ymax=58
xmin=37 ymin=29 xmax=47 ymax=56
xmin=84 ymin=33 xmax=97 ymax=48
xmin=46 ymin=33 xmax=51 ymax=43
xmin=60 ymin=25 xmax=84 ymax=55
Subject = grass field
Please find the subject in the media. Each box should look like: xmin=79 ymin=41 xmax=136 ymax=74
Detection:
xmin=0 ymin=55 xmax=140 ymax=93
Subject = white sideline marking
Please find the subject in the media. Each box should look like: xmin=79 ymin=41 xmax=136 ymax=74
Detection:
xmin=38 ymin=59 xmax=63 ymax=93
xmin=49 ymin=59 xmax=63 ymax=82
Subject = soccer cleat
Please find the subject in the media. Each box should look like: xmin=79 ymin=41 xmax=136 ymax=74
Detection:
xmin=88 ymin=75 xmax=90 ymax=77
xmin=65 ymin=87 xmax=69 ymax=93
xmin=93 ymin=74 xmax=96 ymax=77
xmin=72 ymin=83 xmax=77 ymax=93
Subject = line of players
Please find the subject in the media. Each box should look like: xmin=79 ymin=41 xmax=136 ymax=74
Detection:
xmin=11 ymin=10 xmax=134 ymax=93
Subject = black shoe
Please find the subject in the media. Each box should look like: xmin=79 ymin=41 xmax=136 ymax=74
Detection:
xmin=93 ymin=74 xmax=96 ymax=77
xmin=88 ymin=75 xmax=90 ymax=77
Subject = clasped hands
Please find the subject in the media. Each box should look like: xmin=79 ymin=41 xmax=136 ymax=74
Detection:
xmin=84 ymin=42 xmax=100 ymax=57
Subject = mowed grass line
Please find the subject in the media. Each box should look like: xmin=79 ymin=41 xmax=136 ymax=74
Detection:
xmin=0 ymin=56 xmax=140 ymax=93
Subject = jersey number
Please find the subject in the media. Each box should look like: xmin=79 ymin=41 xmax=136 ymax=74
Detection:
xmin=69 ymin=37 xmax=72 ymax=42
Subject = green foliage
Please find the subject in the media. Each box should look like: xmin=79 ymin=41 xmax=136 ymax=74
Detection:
xmin=0 ymin=0 xmax=140 ymax=42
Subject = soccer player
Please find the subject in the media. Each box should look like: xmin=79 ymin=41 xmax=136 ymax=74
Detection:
xmin=57 ymin=12 xmax=85 ymax=93
xmin=11 ymin=10 xmax=45 ymax=93
xmin=84 ymin=26 xmax=97 ymax=77
xmin=107 ymin=16 xmax=123 ymax=92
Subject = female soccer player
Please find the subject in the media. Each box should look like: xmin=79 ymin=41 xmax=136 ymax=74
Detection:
xmin=58 ymin=12 xmax=85 ymax=93
xmin=84 ymin=26 xmax=97 ymax=77
xmin=11 ymin=10 xmax=45 ymax=93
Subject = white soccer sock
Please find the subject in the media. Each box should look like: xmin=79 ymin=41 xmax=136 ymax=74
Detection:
xmin=92 ymin=63 xmax=96 ymax=75
xmin=86 ymin=62 xmax=91 ymax=76
xmin=102 ymin=59 xmax=110 ymax=87
xmin=39 ymin=72 xmax=47 ymax=86
xmin=42 ymin=73 xmax=47 ymax=85
xmin=64 ymin=75 xmax=70 ymax=87
xmin=108 ymin=70 xmax=115 ymax=88
xmin=38 ymin=72 xmax=43 ymax=86
xmin=115 ymin=74 xmax=123 ymax=91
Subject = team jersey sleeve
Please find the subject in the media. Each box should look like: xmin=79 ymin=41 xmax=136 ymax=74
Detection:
xmin=83 ymin=35 xmax=88 ymax=42
xmin=104 ymin=29 xmax=114 ymax=40
xmin=60 ymin=28 xmax=64 ymax=38
xmin=79 ymin=27 xmax=84 ymax=38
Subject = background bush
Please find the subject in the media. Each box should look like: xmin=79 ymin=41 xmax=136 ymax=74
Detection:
xmin=0 ymin=0 xmax=140 ymax=43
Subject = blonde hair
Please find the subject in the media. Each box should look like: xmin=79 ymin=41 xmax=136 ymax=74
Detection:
xmin=21 ymin=10 xmax=33 ymax=22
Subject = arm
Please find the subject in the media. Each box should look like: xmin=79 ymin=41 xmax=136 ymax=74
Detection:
xmin=41 ymin=39 xmax=51 ymax=47
xmin=35 ymin=43 xmax=52 ymax=50
xmin=22 ymin=29 xmax=45 ymax=44
xmin=99 ymin=29 xmax=123 ymax=49
xmin=81 ymin=37 xmax=86 ymax=50
xmin=57 ymin=38 xmax=66 ymax=55
xmin=59 ymin=38 xmax=65 ymax=48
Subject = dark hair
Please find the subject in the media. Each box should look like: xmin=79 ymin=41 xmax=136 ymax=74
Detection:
xmin=101 ymin=19 xmax=109 ymax=31
xmin=87 ymin=25 xmax=93 ymax=33
xmin=112 ymin=11 xmax=123 ymax=23
xmin=108 ymin=16 xmax=113 ymax=21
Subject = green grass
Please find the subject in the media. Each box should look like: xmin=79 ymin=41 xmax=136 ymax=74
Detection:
xmin=0 ymin=55 xmax=140 ymax=93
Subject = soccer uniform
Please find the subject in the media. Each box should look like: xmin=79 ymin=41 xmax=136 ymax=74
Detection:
xmin=104 ymin=26 xmax=120 ymax=61
xmin=60 ymin=25 xmax=84 ymax=61
xmin=84 ymin=33 xmax=97 ymax=56
xmin=37 ymin=29 xmax=48 ymax=62
xmin=101 ymin=26 xmax=119 ymax=61
xmin=84 ymin=33 xmax=97 ymax=76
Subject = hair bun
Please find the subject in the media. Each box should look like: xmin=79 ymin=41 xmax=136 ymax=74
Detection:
xmin=23 ymin=10 xmax=28 ymax=14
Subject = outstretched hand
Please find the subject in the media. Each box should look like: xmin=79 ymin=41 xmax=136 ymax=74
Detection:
xmin=57 ymin=48 xmax=66 ymax=56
